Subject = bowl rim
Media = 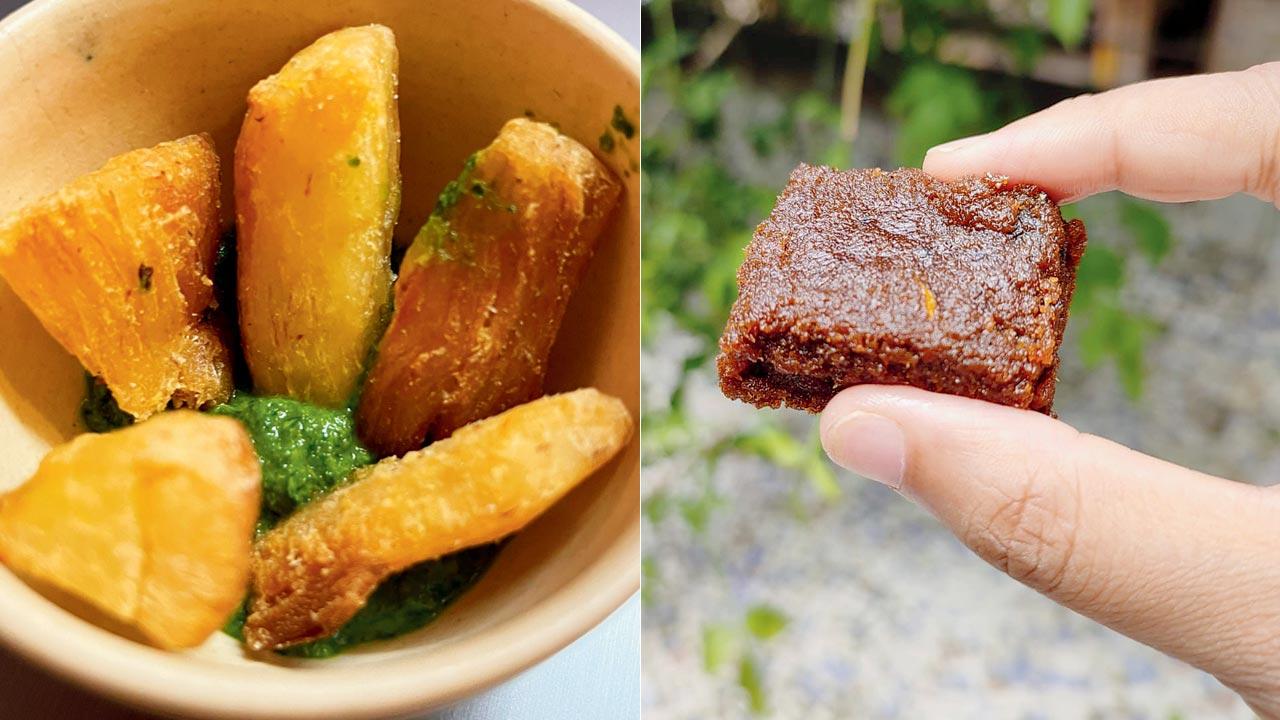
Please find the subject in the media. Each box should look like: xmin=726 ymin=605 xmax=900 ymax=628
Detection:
xmin=0 ymin=0 xmax=640 ymax=717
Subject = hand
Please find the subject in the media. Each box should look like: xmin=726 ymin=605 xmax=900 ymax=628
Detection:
xmin=820 ymin=62 xmax=1280 ymax=717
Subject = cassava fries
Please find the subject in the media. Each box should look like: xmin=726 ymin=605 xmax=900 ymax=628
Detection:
xmin=236 ymin=24 xmax=400 ymax=407
xmin=0 ymin=412 xmax=260 ymax=649
xmin=356 ymin=119 xmax=620 ymax=457
xmin=0 ymin=135 xmax=231 ymax=419
xmin=245 ymin=388 xmax=632 ymax=650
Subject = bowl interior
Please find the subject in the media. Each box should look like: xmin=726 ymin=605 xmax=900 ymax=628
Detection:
xmin=0 ymin=0 xmax=639 ymax=717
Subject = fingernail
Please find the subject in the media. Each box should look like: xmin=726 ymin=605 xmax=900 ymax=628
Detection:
xmin=927 ymin=134 xmax=986 ymax=156
xmin=820 ymin=411 xmax=906 ymax=490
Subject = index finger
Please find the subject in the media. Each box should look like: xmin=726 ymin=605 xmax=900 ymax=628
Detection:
xmin=922 ymin=62 xmax=1280 ymax=206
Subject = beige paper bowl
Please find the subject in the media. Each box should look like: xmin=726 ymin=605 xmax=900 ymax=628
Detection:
xmin=0 ymin=1 xmax=639 ymax=717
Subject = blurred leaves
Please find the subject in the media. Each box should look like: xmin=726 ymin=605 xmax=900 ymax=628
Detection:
xmin=703 ymin=623 xmax=738 ymax=671
xmin=749 ymin=90 xmax=844 ymax=162
xmin=734 ymin=424 xmax=807 ymax=467
xmin=803 ymin=449 xmax=842 ymax=501
xmin=1004 ymin=25 xmax=1047 ymax=74
xmin=640 ymin=0 xmax=688 ymax=92
xmin=702 ymin=235 xmax=752 ymax=322
xmin=1077 ymin=302 xmax=1160 ymax=398
xmin=745 ymin=605 xmax=790 ymax=640
xmin=642 ymin=556 xmax=660 ymax=605
xmin=643 ymin=489 xmax=673 ymax=525
xmin=1047 ymin=0 xmax=1093 ymax=50
xmin=642 ymin=158 xmax=772 ymax=341
xmin=780 ymin=0 xmax=836 ymax=32
xmin=738 ymin=655 xmax=768 ymax=714
xmin=678 ymin=485 xmax=722 ymax=534
xmin=1068 ymin=197 xmax=1173 ymax=399
xmin=885 ymin=61 xmax=987 ymax=166
xmin=735 ymin=424 xmax=842 ymax=500
xmin=896 ymin=0 xmax=974 ymax=57
xmin=679 ymin=70 xmax=736 ymax=139
xmin=1073 ymin=243 xmax=1125 ymax=309
xmin=1121 ymin=198 xmax=1173 ymax=263
xmin=700 ymin=605 xmax=791 ymax=714
xmin=642 ymin=415 xmax=837 ymax=542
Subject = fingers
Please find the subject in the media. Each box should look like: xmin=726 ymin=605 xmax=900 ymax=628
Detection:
xmin=922 ymin=62 xmax=1280 ymax=206
xmin=820 ymin=385 xmax=1280 ymax=708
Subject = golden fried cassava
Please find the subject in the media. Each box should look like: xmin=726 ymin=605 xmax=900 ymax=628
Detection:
xmin=236 ymin=24 xmax=400 ymax=407
xmin=0 ymin=412 xmax=260 ymax=649
xmin=245 ymin=388 xmax=632 ymax=650
xmin=0 ymin=135 xmax=231 ymax=419
xmin=356 ymin=118 xmax=621 ymax=457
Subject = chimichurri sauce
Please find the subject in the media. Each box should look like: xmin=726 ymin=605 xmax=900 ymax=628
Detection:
xmin=79 ymin=373 xmax=133 ymax=432
xmin=222 ymin=542 xmax=500 ymax=658
xmin=211 ymin=392 xmax=372 ymax=532
xmin=77 ymin=381 xmax=500 ymax=657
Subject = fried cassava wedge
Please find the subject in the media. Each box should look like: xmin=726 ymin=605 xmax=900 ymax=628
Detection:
xmin=0 ymin=412 xmax=260 ymax=649
xmin=0 ymin=135 xmax=231 ymax=419
xmin=356 ymin=118 xmax=621 ymax=457
xmin=236 ymin=24 xmax=400 ymax=407
xmin=245 ymin=388 xmax=632 ymax=650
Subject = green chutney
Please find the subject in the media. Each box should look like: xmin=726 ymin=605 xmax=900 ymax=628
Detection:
xmin=78 ymin=382 xmax=499 ymax=658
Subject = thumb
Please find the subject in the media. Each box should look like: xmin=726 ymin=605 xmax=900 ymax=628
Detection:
xmin=921 ymin=62 xmax=1280 ymax=206
xmin=820 ymin=385 xmax=1280 ymax=712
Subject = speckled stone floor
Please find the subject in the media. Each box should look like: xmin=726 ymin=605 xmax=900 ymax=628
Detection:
xmin=642 ymin=83 xmax=1278 ymax=719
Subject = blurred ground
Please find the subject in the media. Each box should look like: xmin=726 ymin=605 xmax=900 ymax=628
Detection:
xmin=641 ymin=74 xmax=1278 ymax=718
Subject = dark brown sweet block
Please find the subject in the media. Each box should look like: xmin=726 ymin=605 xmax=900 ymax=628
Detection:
xmin=717 ymin=165 xmax=1087 ymax=414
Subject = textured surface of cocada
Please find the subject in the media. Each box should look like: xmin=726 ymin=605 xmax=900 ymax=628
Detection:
xmin=0 ymin=134 xmax=232 ymax=419
xmin=356 ymin=118 xmax=620 ymax=457
xmin=719 ymin=165 xmax=1087 ymax=413
xmin=236 ymin=24 xmax=400 ymax=407
xmin=0 ymin=412 xmax=259 ymax=649
xmin=246 ymin=388 xmax=632 ymax=650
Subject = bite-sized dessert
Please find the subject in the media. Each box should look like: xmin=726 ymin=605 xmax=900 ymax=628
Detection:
xmin=356 ymin=118 xmax=621 ymax=457
xmin=0 ymin=412 xmax=259 ymax=649
xmin=236 ymin=24 xmax=401 ymax=408
xmin=246 ymin=388 xmax=633 ymax=650
xmin=718 ymin=165 xmax=1086 ymax=414
xmin=0 ymin=134 xmax=232 ymax=420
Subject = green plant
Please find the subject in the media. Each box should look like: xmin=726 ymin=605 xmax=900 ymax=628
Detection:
xmin=700 ymin=605 xmax=791 ymax=714
xmin=1048 ymin=0 xmax=1093 ymax=49
xmin=1066 ymin=197 xmax=1173 ymax=398
xmin=734 ymin=423 xmax=841 ymax=500
xmin=884 ymin=60 xmax=987 ymax=165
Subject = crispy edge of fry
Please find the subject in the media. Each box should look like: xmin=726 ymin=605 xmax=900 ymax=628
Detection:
xmin=133 ymin=413 xmax=261 ymax=648
xmin=0 ymin=412 xmax=260 ymax=649
xmin=245 ymin=388 xmax=633 ymax=650
xmin=234 ymin=24 xmax=400 ymax=407
xmin=0 ymin=134 xmax=230 ymax=419
xmin=355 ymin=118 xmax=622 ymax=456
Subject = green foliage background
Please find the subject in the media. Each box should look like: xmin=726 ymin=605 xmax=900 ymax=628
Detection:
xmin=642 ymin=0 xmax=1173 ymax=712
